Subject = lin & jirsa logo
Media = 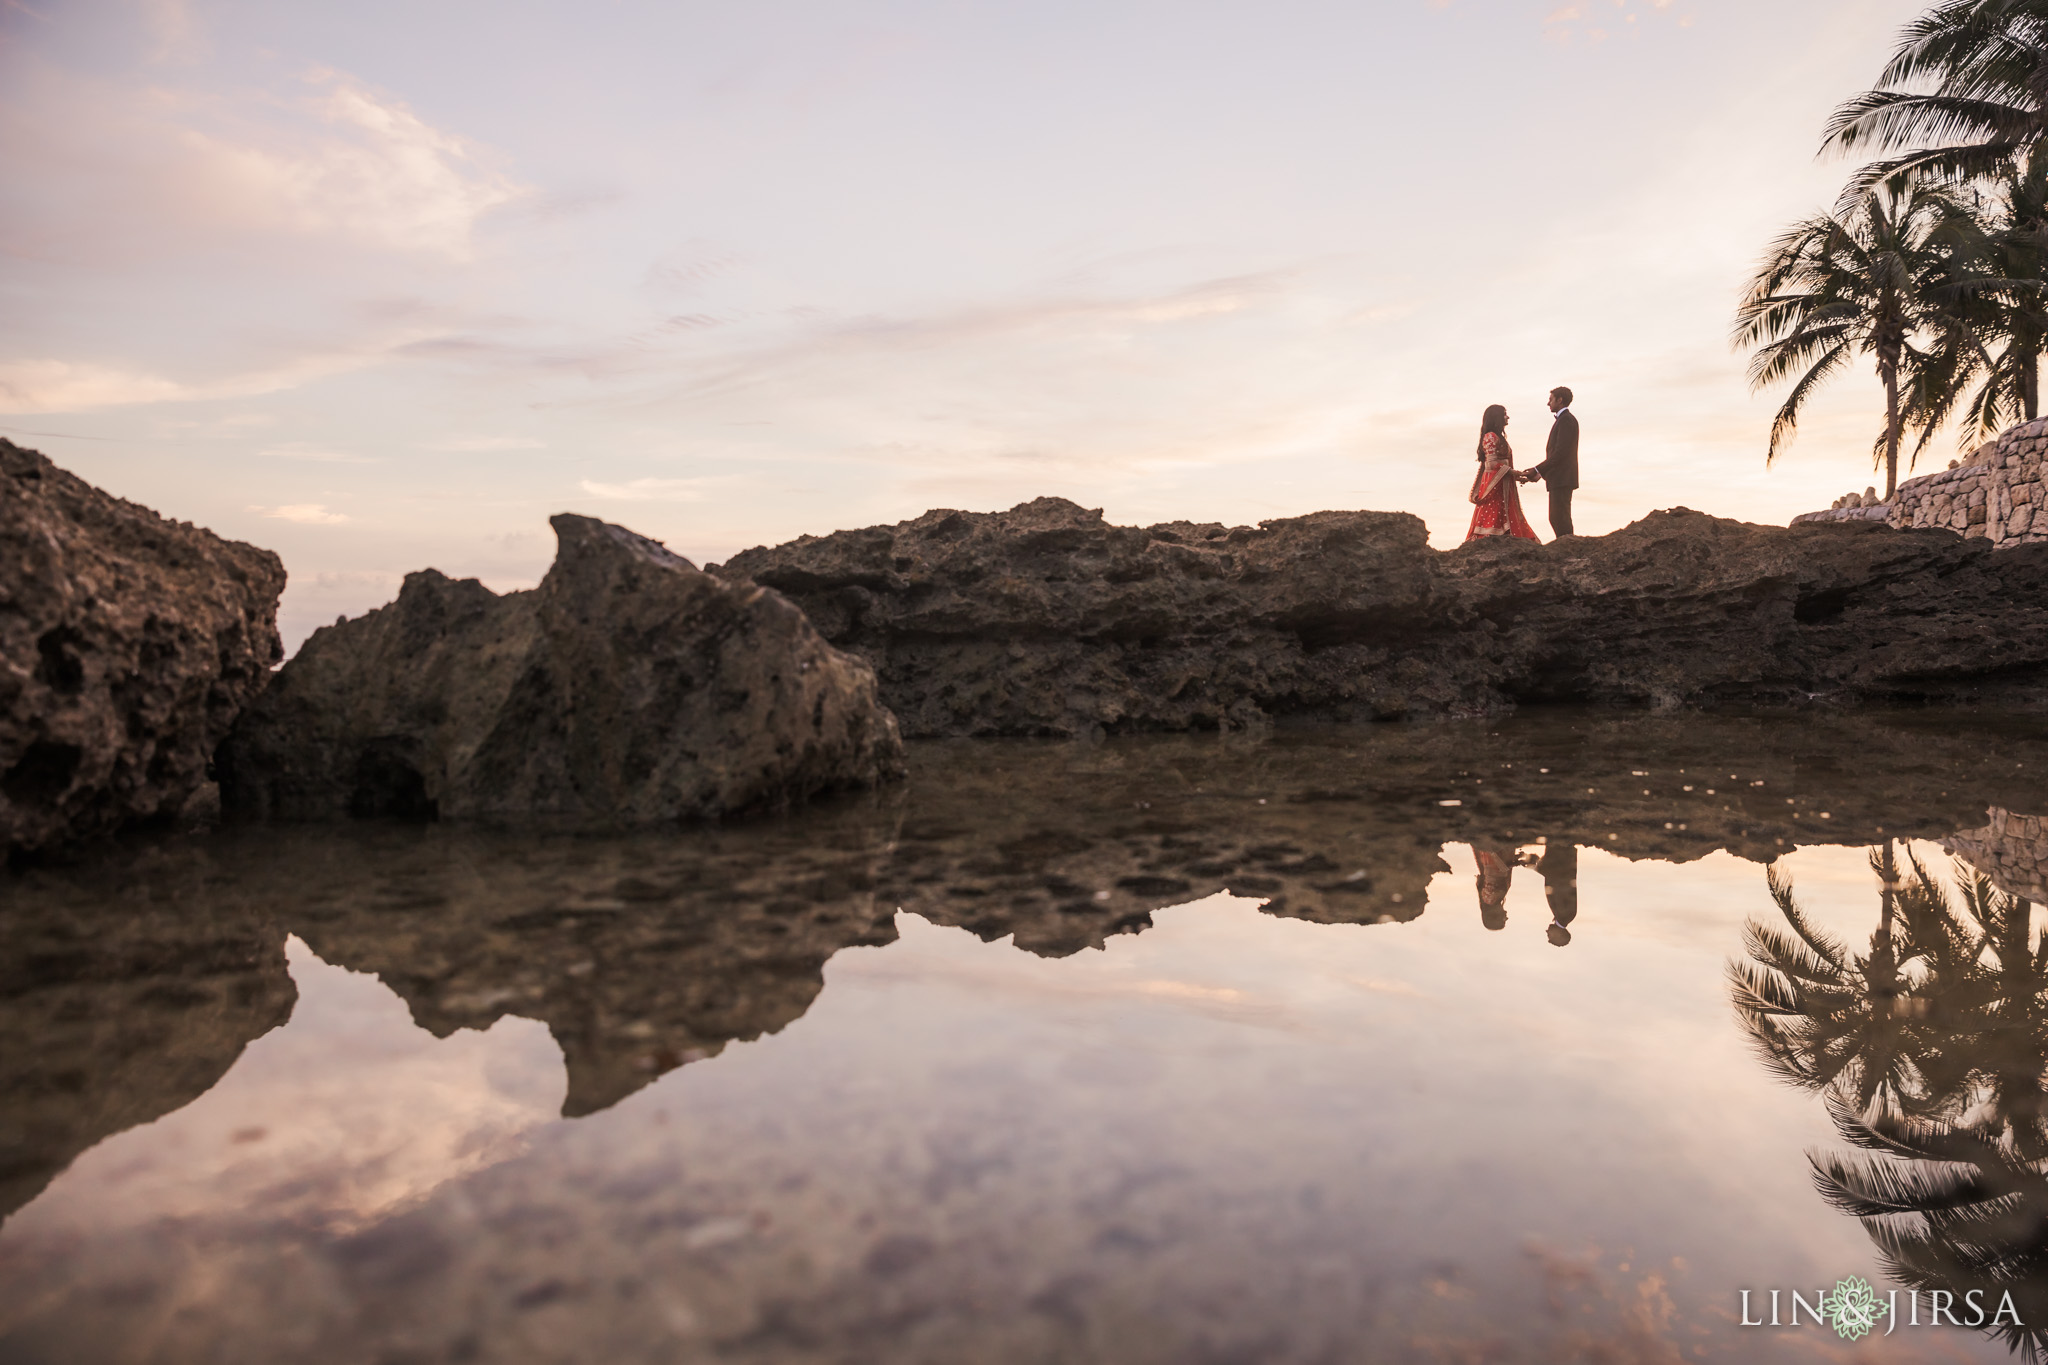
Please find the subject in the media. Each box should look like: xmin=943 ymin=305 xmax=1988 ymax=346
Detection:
xmin=1741 ymin=1276 xmax=2023 ymax=1340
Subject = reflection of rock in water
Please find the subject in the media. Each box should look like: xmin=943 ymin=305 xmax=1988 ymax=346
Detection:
xmin=0 ymin=803 xmax=910 ymax=1201
xmin=0 ymin=860 xmax=295 ymax=1222
xmin=1944 ymin=807 xmax=2048 ymax=905
xmin=272 ymin=823 xmax=905 ymax=1117
xmin=12 ymin=705 xmax=2048 ymax=1218
xmin=888 ymin=710 xmax=2048 ymax=955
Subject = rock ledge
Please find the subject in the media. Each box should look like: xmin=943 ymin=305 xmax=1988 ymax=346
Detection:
xmin=716 ymin=495 xmax=2048 ymax=735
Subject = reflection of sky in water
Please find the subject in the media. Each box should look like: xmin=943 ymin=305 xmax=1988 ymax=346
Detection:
xmin=0 ymin=842 xmax=2014 ymax=1363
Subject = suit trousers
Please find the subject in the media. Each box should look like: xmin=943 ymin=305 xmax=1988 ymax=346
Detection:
xmin=1547 ymin=486 xmax=1574 ymax=537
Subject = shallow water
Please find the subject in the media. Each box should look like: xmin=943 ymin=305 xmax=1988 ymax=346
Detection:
xmin=8 ymin=710 xmax=2048 ymax=1363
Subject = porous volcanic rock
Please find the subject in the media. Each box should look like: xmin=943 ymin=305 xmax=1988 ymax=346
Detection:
xmin=713 ymin=496 xmax=2048 ymax=736
xmin=1 ymin=440 xmax=284 ymax=857
xmin=216 ymin=513 xmax=903 ymax=823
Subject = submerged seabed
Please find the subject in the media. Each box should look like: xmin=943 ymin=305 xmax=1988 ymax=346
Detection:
xmin=5 ymin=709 xmax=2048 ymax=1364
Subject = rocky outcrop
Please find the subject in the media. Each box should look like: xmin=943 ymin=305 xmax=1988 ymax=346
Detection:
xmin=1 ymin=441 xmax=284 ymax=858
xmin=216 ymin=513 xmax=903 ymax=824
xmin=712 ymin=496 xmax=2048 ymax=736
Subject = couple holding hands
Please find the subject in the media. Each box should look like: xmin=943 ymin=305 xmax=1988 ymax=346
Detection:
xmin=1464 ymin=387 xmax=1579 ymax=544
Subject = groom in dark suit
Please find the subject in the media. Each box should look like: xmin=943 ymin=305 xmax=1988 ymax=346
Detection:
xmin=1521 ymin=386 xmax=1579 ymax=537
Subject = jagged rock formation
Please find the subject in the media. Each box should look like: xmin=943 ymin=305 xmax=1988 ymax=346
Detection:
xmin=217 ymin=514 xmax=904 ymax=824
xmin=1 ymin=441 xmax=284 ymax=857
xmin=713 ymin=496 xmax=2048 ymax=736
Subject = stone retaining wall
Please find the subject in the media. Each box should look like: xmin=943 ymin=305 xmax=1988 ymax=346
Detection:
xmin=1943 ymin=807 xmax=2048 ymax=905
xmin=1792 ymin=416 xmax=2048 ymax=545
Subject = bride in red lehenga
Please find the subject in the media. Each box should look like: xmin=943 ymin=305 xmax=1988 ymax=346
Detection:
xmin=1464 ymin=404 xmax=1539 ymax=543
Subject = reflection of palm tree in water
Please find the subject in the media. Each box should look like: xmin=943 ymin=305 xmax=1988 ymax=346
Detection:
xmin=1733 ymin=843 xmax=2048 ymax=1359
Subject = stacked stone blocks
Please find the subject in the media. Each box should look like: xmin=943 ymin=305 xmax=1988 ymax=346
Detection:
xmin=1944 ymin=807 xmax=2048 ymax=906
xmin=1792 ymin=416 xmax=2048 ymax=545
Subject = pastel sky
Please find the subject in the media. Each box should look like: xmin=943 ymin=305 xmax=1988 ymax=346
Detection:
xmin=3 ymin=0 xmax=1941 ymax=650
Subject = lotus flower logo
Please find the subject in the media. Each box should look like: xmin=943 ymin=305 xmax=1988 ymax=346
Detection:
xmin=1820 ymin=1276 xmax=1885 ymax=1341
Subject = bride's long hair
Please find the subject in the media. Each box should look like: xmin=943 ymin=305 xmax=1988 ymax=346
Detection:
xmin=1476 ymin=404 xmax=1509 ymax=461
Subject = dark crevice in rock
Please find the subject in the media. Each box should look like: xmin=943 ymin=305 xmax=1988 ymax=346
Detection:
xmin=33 ymin=627 xmax=87 ymax=695
xmin=3 ymin=741 xmax=84 ymax=805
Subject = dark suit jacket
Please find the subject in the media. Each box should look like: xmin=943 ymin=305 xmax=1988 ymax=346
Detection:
xmin=1533 ymin=410 xmax=1579 ymax=490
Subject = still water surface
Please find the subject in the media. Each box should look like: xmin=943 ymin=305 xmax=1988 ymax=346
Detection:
xmin=6 ymin=711 xmax=2048 ymax=1363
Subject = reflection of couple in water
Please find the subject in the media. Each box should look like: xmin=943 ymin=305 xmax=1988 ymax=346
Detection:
xmin=1473 ymin=841 xmax=1577 ymax=945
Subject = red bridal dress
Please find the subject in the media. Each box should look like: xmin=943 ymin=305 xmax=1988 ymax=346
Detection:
xmin=1464 ymin=431 xmax=1539 ymax=543
xmin=1474 ymin=845 xmax=1513 ymax=931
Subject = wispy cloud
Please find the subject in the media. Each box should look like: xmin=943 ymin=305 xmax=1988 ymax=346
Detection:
xmin=422 ymin=434 xmax=546 ymax=452
xmin=515 ymin=270 xmax=1300 ymax=406
xmin=139 ymin=0 xmax=205 ymax=63
xmin=1544 ymin=0 xmax=1692 ymax=42
xmin=158 ymin=411 xmax=277 ymax=436
xmin=577 ymin=476 xmax=714 ymax=502
xmin=258 ymin=442 xmax=381 ymax=463
xmin=0 ymin=329 xmax=441 ymax=414
xmin=1 ymin=61 xmax=527 ymax=265
xmin=253 ymin=502 xmax=350 ymax=523
xmin=0 ymin=361 xmax=187 ymax=411
xmin=172 ymin=67 xmax=528 ymax=260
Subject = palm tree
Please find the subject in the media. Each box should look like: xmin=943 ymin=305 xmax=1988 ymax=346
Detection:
xmin=1822 ymin=0 xmax=2048 ymax=203
xmin=1884 ymin=164 xmax=2048 ymax=455
xmin=1735 ymin=181 xmax=1978 ymax=499
xmin=1954 ymin=156 xmax=2048 ymax=430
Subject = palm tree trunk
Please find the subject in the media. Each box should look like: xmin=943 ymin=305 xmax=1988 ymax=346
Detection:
xmin=1877 ymin=841 xmax=1898 ymax=948
xmin=2027 ymin=349 xmax=2040 ymax=423
xmin=1883 ymin=363 xmax=1901 ymax=500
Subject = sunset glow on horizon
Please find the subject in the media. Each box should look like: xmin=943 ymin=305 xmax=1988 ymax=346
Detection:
xmin=2 ymin=0 xmax=1942 ymax=650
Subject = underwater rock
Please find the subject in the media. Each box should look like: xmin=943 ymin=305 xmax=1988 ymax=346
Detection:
xmin=0 ymin=441 xmax=284 ymax=857
xmin=216 ymin=513 xmax=903 ymax=823
xmin=714 ymin=497 xmax=2048 ymax=735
